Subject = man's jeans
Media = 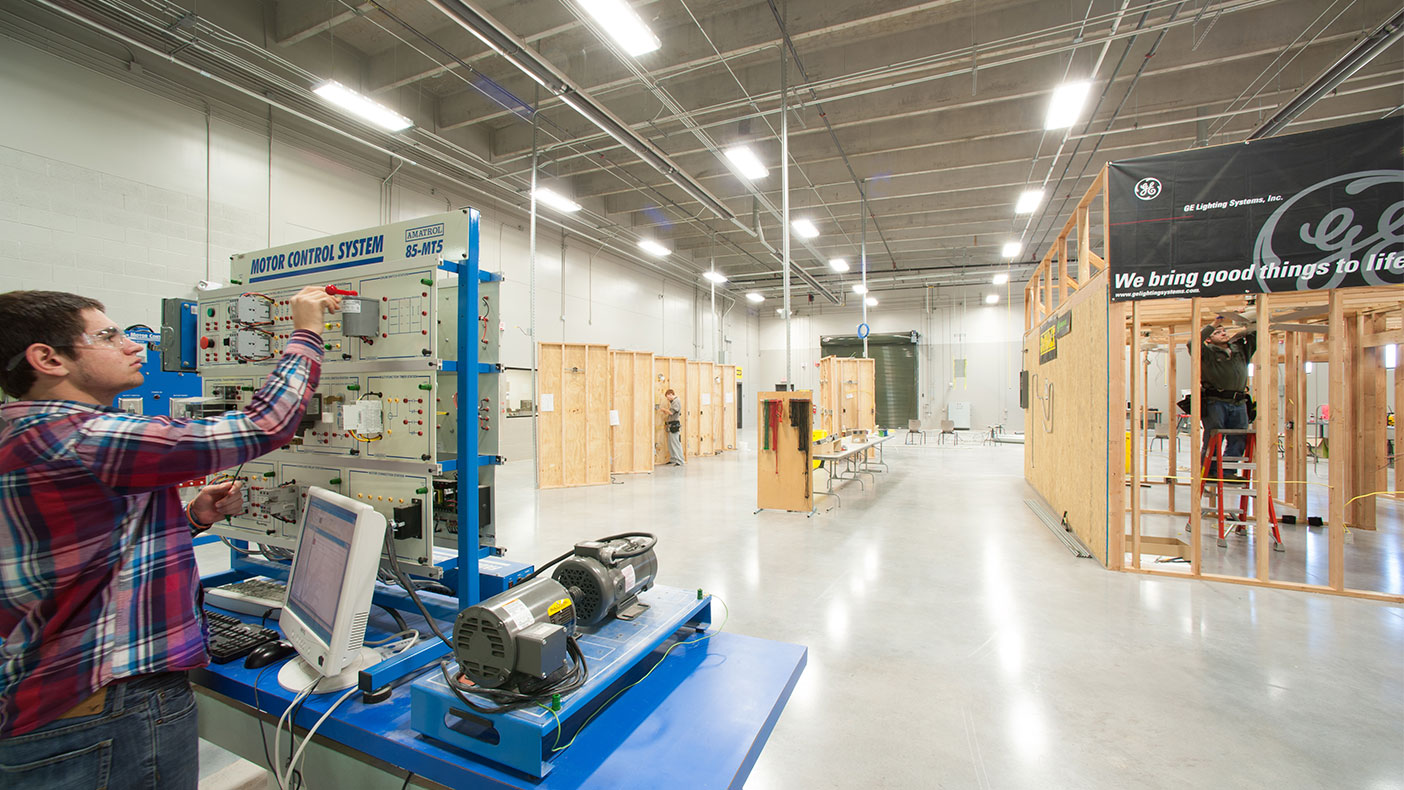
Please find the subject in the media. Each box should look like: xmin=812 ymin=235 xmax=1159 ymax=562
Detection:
xmin=0 ymin=672 xmax=198 ymax=789
xmin=1201 ymin=397 xmax=1249 ymax=475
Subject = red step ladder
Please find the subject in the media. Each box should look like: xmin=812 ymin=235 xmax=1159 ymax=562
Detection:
xmin=1192 ymin=427 xmax=1284 ymax=551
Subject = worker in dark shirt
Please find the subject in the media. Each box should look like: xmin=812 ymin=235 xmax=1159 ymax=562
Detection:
xmin=1195 ymin=319 xmax=1256 ymax=479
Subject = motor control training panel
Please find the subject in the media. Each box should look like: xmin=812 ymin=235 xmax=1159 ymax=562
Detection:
xmin=195 ymin=210 xmax=501 ymax=579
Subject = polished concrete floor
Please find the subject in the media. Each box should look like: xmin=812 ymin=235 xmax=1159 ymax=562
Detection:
xmin=197 ymin=441 xmax=1404 ymax=789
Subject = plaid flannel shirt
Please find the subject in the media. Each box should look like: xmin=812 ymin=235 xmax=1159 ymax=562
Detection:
xmin=0 ymin=329 xmax=323 ymax=736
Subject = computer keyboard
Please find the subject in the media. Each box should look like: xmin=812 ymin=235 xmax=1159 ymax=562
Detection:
xmin=205 ymin=576 xmax=287 ymax=617
xmin=205 ymin=609 xmax=281 ymax=664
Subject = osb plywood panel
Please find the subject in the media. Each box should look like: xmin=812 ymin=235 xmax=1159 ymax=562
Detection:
xmin=537 ymin=342 xmax=611 ymax=489
xmin=757 ymin=390 xmax=814 ymax=512
xmin=655 ymin=356 xmax=687 ymax=465
xmin=1022 ymin=272 xmax=1111 ymax=565
xmin=686 ymin=361 xmax=701 ymax=456
xmin=610 ymin=350 xmax=653 ymax=474
xmin=818 ymin=357 xmax=837 ymax=435
xmin=699 ymin=362 xmax=716 ymax=455
xmin=720 ymin=365 xmax=736 ymax=450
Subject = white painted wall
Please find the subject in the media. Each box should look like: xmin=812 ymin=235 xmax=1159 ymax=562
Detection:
xmin=0 ymin=39 xmax=760 ymax=462
xmin=757 ymin=296 xmax=1027 ymax=433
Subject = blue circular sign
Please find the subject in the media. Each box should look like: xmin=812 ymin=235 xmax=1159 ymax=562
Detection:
xmin=857 ymin=323 xmax=870 ymax=338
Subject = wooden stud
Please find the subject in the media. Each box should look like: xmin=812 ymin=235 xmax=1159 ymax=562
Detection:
xmin=1166 ymin=325 xmax=1178 ymax=513
xmin=1130 ymin=301 xmax=1142 ymax=569
xmin=1189 ymin=299 xmax=1203 ymax=576
xmin=1255 ymin=294 xmax=1272 ymax=582
xmin=1109 ymin=297 xmax=1128 ymax=570
xmin=1328 ymin=292 xmax=1346 ymax=590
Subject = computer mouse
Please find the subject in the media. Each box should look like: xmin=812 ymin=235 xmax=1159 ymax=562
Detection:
xmin=244 ymin=640 xmax=297 ymax=670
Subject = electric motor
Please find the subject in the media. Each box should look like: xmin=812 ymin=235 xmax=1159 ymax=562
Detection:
xmin=452 ymin=577 xmax=577 ymax=688
xmin=551 ymin=536 xmax=658 ymax=626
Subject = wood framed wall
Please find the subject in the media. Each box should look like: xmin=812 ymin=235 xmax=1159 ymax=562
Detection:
xmin=721 ymin=364 xmax=737 ymax=450
xmin=698 ymin=361 xmax=716 ymax=455
xmin=1023 ymin=165 xmax=1402 ymax=603
xmin=654 ymin=356 xmax=687 ymax=466
xmin=757 ymin=390 xmax=814 ymax=512
xmin=609 ymin=350 xmax=654 ymax=475
xmin=536 ymin=342 xmax=611 ymax=489
xmin=710 ymin=364 xmax=724 ymax=454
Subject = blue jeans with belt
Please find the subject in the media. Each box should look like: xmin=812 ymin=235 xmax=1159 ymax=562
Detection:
xmin=1202 ymin=397 xmax=1249 ymax=475
xmin=0 ymin=672 xmax=199 ymax=789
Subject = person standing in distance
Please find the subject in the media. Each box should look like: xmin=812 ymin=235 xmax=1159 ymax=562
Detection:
xmin=658 ymin=388 xmax=685 ymax=466
xmin=0 ymin=286 xmax=338 ymax=789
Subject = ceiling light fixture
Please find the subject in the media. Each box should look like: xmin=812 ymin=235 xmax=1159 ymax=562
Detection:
xmin=313 ymin=80 xmax=413 ymax=132
xmin=791 ymin=218 xmax=819 ymax=238
xmin=852 ymin=283 xmax=867 ymax=295
xmin=829 ymin=258 xmax=850 ymax=273
xmin=1001 ymin=242 xmax=1022 ymax=258
xmin=703 ymin=270 xmax=727 ymax=284
xmin=1045 ymin=80 xmax=1091 ymax=130
xmin=1015 ymin=189 xmax=1044 ymax=215
xmin=531 ymin=187 xmax=581 ymax=213
xmin=638 ymin=239 xmax=670 ymax=257
xmin=985 ymin=294 xmax=999 ymax=305
xmin=746 ymin=292 xmax=764 ymax=303
xmin=993 ymin=272 xmax=1010 ymax=285
xmin=577 ymin=0 xmax=661 ymax=57
xmin=724 ymin=145 xmax=768 ymax=181
xmin=865 ymin=297 xmax=878 ymax=307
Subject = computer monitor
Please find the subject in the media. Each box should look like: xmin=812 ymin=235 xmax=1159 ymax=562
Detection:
xmin=276 ymin=486 xmax=387 ymax=693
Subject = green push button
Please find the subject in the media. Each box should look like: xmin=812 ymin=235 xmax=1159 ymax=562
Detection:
xmin=206 ymin=308 xmax=215 ymax=317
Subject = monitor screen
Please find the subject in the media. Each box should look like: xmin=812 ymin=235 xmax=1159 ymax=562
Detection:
xmin=284 ymin=496 xmax=357 ymax=646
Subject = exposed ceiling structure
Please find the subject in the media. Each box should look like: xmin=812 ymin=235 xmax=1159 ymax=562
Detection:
xmin=4 ymin=0 xmax=1401 ymax=313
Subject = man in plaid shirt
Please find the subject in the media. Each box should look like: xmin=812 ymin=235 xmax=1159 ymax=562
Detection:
xmin=0 ymin=287 xmax=338 ymax=788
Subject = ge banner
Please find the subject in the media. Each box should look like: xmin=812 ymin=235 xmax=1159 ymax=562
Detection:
xmin=1106 ymin=117 xmax=1403 ymax=301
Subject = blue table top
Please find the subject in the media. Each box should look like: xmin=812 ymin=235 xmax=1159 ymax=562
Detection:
xmin=193 ymin=614 xmax=806 ymax=789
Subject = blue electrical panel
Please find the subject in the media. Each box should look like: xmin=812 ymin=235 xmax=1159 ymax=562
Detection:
xmin=113 ymin=328 xmax=201 ymax=415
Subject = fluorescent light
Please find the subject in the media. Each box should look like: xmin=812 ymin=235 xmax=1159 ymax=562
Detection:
xmin=852 ymin=283 xmax=867 ymax=295
xmin=1304 ymin=361 xmax=1314 ymax=373
xmin=746 ymin=292 xmax=764 ymax=303
xmin=1001 ymin=242 xmax=1022 ymax=258
xmin=313 ymin=80 xmax=413 ymax=132
xmin=1015 ymin=189 xmax=1044 ymax=214
xmin=1247 ymin=363 xmax=1255 ymax=377
xmin=1045 ymin=80 xmax=1091 ymax=130
xmin=865 ymin=297 xmax=878 ymax=307
xmin=829 ymin=258 xmax=850 ymax=273
xmin=532 ymin=187 xmax=581 ymax=213
xmin=985 ymin=294 xmax=999 ymax=305
xmin=703 ymin=270 xmax=727 ymax=284
xmin=993 ymin=272 xmax=1010 ymax=285
xmin=791 ymin=218 xmax=819 ymax=238
xmin=1385 ymin=343 xmax=1397 ymax=369
xmin=578 ymin=0 xmax=660 ymax=58
xmin=638 ymin=239 xmax=670 ymax=257
xmin=724 ymin=145 xmax=768 ymax=181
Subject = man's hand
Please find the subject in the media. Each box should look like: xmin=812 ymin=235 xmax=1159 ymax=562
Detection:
xmin=189 ymin=481 xmax=244 ymax=526
xmin=290 ymin=286 xmax=341 ymax=333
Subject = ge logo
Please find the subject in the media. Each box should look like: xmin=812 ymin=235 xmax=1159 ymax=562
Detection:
xmin=1135 ymin=178 xmax=1162 ymax=200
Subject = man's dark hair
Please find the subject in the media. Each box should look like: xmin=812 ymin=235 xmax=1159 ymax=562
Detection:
xmin=0 ymin=291 xmax=105 ymax=397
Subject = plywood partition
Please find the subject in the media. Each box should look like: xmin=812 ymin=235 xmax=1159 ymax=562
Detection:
xmin=720 ymin=365 xmax=737 ymax=450
xmin=818 ymin=356 xmax=876 ymax=435
xmin=698 ymin=361 xmax=716 ymax=455
xmin=654 ymin=356 xmax=687 ymax=465
xmin=609 ymin=350 xmax=654 ymax=475
xmin=685 ymin=361 xmax=701 ymax=456
xmin=536 ymin=342 xmax=611 ymax=489
xmin=757 ymin=390 xmax=814 ymax=513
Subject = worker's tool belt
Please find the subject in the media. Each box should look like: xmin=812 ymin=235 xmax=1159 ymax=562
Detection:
xmin=667 ymin=419 xmax=680 ymax=433
xmin=1202 ymin=387 xmax=1249 ymax=402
